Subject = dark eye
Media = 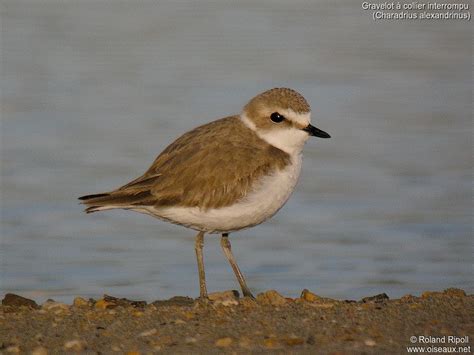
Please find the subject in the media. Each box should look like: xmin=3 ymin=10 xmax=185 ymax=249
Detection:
xmin=270 ymin=112 xmax=285 ymax=123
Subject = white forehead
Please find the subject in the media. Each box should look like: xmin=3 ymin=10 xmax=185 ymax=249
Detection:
xmin=284 ymin=108 xmax=311 ymax=126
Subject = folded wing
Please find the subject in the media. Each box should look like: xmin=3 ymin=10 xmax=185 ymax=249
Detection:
xmin=79 ymin=116 xmax=290 ymax=213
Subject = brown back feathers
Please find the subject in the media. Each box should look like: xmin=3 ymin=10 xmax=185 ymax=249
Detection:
xmin=79 ymin=116 xmax=290 ymax=211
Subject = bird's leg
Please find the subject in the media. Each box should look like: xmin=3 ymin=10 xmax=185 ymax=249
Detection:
xmin=220 ymin=233 xmax=255 ymax=298
xmin=194 ymin=231 xmax=208 ymax=300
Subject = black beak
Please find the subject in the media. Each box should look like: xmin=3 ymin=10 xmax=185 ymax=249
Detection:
xmin=303 ymin=124 xmax=331 ymax=138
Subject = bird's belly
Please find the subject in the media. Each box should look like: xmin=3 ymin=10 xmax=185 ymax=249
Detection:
xmin=148 ymin=155 xmax=302 ymax=233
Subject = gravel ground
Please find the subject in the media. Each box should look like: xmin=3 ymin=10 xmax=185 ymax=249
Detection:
xmin=1 ymin=288 xmax=472 ymax=354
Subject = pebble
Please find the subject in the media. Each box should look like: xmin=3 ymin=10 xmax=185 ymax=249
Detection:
xmin=300 ymin=289 xmax=321 ymax=302
xmin=5 ymin=345 xmax=21 ymax=353
xmin=256 ymin=290 xmax=287 ymax=306
xmin=155 ymin=335 xmax=174 ymax=346
xmin=103 ymin=294 xmax=147 ymax=308
xmin=63 ymin=339 xmax=86 ymax=351
xmin=185 ymin=336 xmax=197 ymax=344
xmin=209 ymin=290 xmax=239 ymax=306
xmin=2 ymin=293 xmax=39 ymax=309
xmin=31 ymin=346 xmax=48 ymax=355
xmin=400 ymin=294 xmax=416 ymax=302
xmin=315 ymin=303 xmax=335 ymax=309
xmin=183 ymin=311 xmax=195 ymax=320
xmin=263 ymin=337 xmax=282 ymax=349
xmin=138 ymin=328 xmax=157 ymax=337
xmin=444 ymin=288 xmax=466 ymax=297
xmin=95 ymin=299 xmax=114 ymax=310
xmin=364 ymin=339 xmax=376 ymax=346
xmin=73 ymin=297 xmax=88 ymax=307
xmin=42 ymin=301 xmax=69 ymax=312
xmin=239 ymin=297 xmax=258 ymax=309
xmin=283 ymin=336 xmax=305 ymax=346
xmin=238 ymin=336 xmax=252 ymax=349
xmin=421 ymin=291 xmax=442 ymax=299
xmin=361 ymin=293 xmax=389 ymax=303
xmin=307 ymin=335 xmax=316 ymax=345
xmin=152 ymin=296 xmax=194 ymax=307
xmin=300 ymin=288 xmax=321 ymax=302
xmin=215 ymin=337 xmax=233 ymax=347
xmin=111 ymin=345 xmax=122 ymax=351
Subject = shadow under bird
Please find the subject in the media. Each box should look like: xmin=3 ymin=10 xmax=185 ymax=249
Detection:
xmin=79 ymin=87 xmax=330 ymax=299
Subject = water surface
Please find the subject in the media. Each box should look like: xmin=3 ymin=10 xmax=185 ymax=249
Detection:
xmin=1 ymin=1 xmax=471 ymax=302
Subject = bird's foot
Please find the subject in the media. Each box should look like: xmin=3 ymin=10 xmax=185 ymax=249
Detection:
xmin=242 ymin=289 xmax=255 ymax=300
xmin=196 ymin=295 xmax=210 ymax=306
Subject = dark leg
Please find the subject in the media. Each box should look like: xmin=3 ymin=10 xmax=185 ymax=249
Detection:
xmin=220 ymin=233 xmax=254 ymax=298
xmin=194 ymin=231 xmax=208 ymax=299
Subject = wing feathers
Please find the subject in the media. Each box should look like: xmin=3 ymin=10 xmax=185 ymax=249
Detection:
xmin=79 ymin=116 xmax=290 ymax=213
xmin=79 ymin=190 xmax=156 ymax=213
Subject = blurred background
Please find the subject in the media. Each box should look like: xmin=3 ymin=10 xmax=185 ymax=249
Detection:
xmin=1 ymin=1 xmax=471 ymax=303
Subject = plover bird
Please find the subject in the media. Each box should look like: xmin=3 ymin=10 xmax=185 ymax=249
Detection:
xmin=79 ymin=88 xmax=330 ymax=299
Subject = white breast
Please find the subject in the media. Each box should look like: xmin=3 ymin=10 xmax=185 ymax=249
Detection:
xmin=148 ymin=154 xmax=303 ymax=233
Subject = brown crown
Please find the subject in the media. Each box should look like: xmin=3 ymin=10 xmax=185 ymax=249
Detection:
xmin=244 ymin=88 xmax=311 ymax=114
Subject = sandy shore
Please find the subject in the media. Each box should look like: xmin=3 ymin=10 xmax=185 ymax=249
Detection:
xmin=1 ymin=288 xmax=472 ymax=354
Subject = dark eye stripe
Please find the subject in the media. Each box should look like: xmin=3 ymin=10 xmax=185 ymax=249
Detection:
xmin=270 ymin=112 xmax=285 ymax=123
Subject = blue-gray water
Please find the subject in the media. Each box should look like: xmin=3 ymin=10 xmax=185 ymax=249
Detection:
xmin=1 ymin=1 xmax=472 ymax=303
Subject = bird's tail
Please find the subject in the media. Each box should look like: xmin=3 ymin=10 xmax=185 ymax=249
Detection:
xmin=78 ymin=193 xmax=115 ymax=213
xmin=78 ymin=191 xmax=153 ymax=213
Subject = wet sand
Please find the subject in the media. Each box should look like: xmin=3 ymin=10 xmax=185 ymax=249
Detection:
xmin=1 ymin=288 xmax=472 ymax=354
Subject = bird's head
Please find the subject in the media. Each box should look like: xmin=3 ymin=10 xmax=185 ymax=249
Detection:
xmin=241 ymin=88 xmax=330 ymax=155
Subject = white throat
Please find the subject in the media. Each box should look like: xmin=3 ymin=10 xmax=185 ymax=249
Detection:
xmin=240 ymin=112 xmax=310 ymax=156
